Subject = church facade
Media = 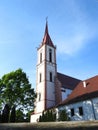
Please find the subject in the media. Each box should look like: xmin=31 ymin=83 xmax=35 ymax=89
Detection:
xmin=30 ymin=22 xmax=80 ymax=122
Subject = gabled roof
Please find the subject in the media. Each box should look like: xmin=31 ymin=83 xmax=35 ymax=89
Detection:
xmin=58 ymin=75 xmax=98 ymax=106
xmin=57 ymin=72 xmax=81 ymax=90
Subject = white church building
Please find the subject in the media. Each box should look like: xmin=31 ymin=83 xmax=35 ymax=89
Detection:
xmin=30 ymin=22 xmax=98 ymax=122
xmin=30 ymin=21 xmax=80 ymax=122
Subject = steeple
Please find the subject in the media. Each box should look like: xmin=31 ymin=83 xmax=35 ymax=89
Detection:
xmin=42 ymin=20 xmax=55 ymax=47
xmin=35 ymin=20 xmax=56 ymax=115
xmin=31 ymin=20 xmax=57 ymax=122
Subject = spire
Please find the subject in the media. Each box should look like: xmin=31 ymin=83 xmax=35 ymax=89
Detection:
xmin=42 ymin=19 xmax=54 ymax=47
xmin=45 ymin=18 xmax=48 ymax=35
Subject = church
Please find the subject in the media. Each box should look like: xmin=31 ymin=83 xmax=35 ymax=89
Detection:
xmin=30 ymin=21 xmax=98 ymax=122
xmin=30 ymin=21 xmax=81 ymax=122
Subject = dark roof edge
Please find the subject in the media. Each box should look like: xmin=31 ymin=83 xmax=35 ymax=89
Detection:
xmin=58 ymin=91 xmax=98 ymax=107
xmin=57 ymin=72 xmax=81 ymax=81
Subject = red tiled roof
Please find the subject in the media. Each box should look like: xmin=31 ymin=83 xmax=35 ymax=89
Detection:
xmin=41 ymin=21 xmax=55 ymax=47
xmin=57 ymin=72 xmax=81 ymax=90
xmin=59 ymin=75 xmax=98 ymax=106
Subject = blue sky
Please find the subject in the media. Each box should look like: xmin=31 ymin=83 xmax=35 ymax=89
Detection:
xmin=0 ymin=0 xmax=98 ymax=88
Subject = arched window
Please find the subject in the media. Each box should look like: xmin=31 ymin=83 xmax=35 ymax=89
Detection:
xmin=49 ymin=49 xmax=52 ymax=62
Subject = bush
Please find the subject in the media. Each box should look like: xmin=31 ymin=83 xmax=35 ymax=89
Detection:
xmin=39 ymin=110 xmax=56 ymax=122
xmin=59 ymin=110 xmax=70 ymax=121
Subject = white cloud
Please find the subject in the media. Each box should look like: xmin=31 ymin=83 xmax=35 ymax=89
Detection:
xmin=55 ymin=1 xmax=97 ymax=56
xmin=56 ymin=28 xmax=95 ymax=55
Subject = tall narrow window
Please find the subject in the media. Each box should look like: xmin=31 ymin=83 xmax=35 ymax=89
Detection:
xmin=49 ymin=49 xmax=52 ymax=62
xmin=71 ymin=108 xmax=74 ymax=116
xmin=40 ymin=53 xmax=42 ymax=63
xmin=39 ymin=73 xmax=42 ymax=82
xmin=38 ymin=93 xmax=41 ymax=101
xmin=79 ymin=107 xmax=83 ymax=116
xmin=50 ymin=72 xmax=52 ymax=82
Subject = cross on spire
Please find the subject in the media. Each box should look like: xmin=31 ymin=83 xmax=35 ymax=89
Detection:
xmin=46 ymin=16 xmax=48 ymax=23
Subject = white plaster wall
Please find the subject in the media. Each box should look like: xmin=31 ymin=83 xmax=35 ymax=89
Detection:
xmin=66 ymin=101 xmax=95 ymax=121
xmin=37 ymin=46 xmax=45 ymax=65
xmin=46 ymin=64 xmax=56 ymax=108
xmin=35 ymin=44 xmax=56 ymax=114
xmin=58 ymin=97 xmax=98 ymax=121
xmin=36 ymin=83 xmax=45 ymax=100
xmin=46 ymin=45 xmax=56 ymax=63
xmin=37 ymin=64 xmax=45 ymax=85
xmin=83 ymin=100 xmax=95 ymax=120
xmin=47 ymin=82 xmax=55 ymax=99
xmin=61 ymin=88 xmax=72 ymax=101
xmin=36 ymin=101 xmax=45 ymax=113
xmin=36 ymin=45 xmax=46 ymax=114
xmin=36 ymin=63 xmax=45 ymax=113
xmin=30 ymin=113 xmax=42 ymax=122
xmin=47 ymin=82 xmax=55 ymax=108
xmin=92 ymin=97 xmax=98 ymax=120
xmin=36 ymin=81 xmax=45 ymax=113
xmin=46 ymin=65 xmax=56 ymax=81
xmin=45 ymin=45 xmax=56 ymax=108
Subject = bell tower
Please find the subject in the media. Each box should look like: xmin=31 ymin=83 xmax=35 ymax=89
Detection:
xmin=35 ymin=21 xmax=57 ymax=114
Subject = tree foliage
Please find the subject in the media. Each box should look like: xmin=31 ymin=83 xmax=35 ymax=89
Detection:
xmin=0 ymin=111 xmax=1 ymax=123
xmin=0 ymin=68 xmax=36 ymax=111
xmin=0 ymin=68 xmax=36 ymax=122
xmin=59 ymin=110 xmax=70 ymax=121
xmin=15 ymin=109 xmax=25 ymax=122
xmin=2 ymin=104 xmax=10 ymax=123
xmin=10 ymin=106 xmax=16 ymax=122
xmin=38 ymin=109 xmax=70 ymax=122
xmin=39 ymin=110 xmax=56 ymax=122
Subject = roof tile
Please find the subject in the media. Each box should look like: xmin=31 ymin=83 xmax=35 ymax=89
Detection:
xmin=59 ymin=75 xmax=98 ymax=106
xmin=57 ymin=72 xmax=81 ymax=90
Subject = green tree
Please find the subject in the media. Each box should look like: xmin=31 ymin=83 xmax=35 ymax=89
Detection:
xmin=10 ymin=106 xmax=16 ymax=122
xmin=39 ymin=115 xmax=42 ymax=122
xmin=24 ymin=111 xmax=32 ymax=122
xmin=59 ymin=110 xmax=70 ymax=121
xmin=0 ymin=111 xmax=1 ymax=123
xmin=2 ymin=104 xmax=10 ymax=123
xmin=15 ymin=109 xmax=25 ymax=122
xmin=0 ymin=68 xmax=36 ymax=122
xmin=39 ymin=110 xmax=56 ymax=122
